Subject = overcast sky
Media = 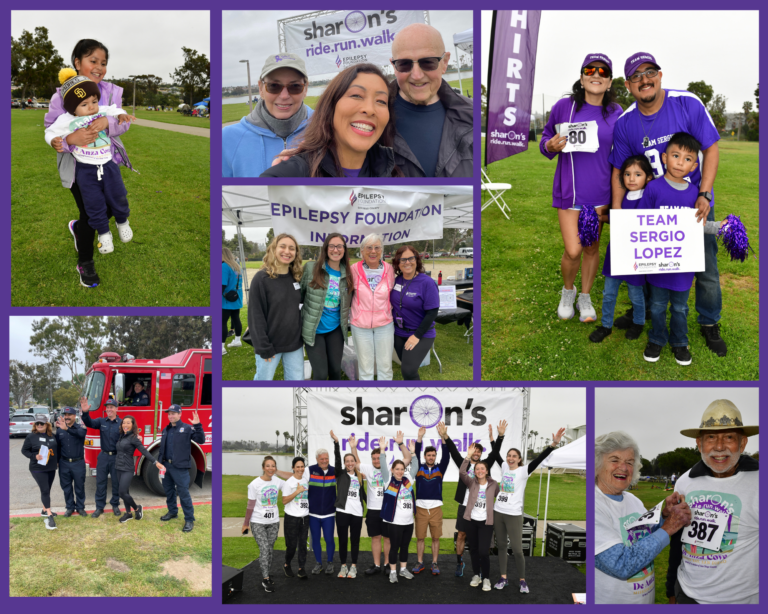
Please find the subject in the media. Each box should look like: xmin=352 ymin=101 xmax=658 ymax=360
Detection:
xmin=11 ymin=11 xmax=209 ymax=82
xmin=222 ymin=10 xmax=472 ymax=87
xmin=223 ymin=387 xmax=586 ymax=443
xmin=481 ymin=11 xmax=759 ymax=114
xmin=596 ymin=388 xmax=759 ymax=460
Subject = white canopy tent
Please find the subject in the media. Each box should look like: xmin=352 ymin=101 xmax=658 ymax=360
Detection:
xmin=452 ymin=27 xmax=473 ymax=96
xmin=222 ymin=185 xmax=474 ymax=300
xmin=535 ymin=435 xmax=587 ymax=556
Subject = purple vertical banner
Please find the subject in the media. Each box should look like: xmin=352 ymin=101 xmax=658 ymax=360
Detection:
xmin=485 ymin=10 xmax=541 ymax=165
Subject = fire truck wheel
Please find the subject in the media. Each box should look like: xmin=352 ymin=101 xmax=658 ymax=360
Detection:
xmin=143 ymin=455 xmax=198 ymax=497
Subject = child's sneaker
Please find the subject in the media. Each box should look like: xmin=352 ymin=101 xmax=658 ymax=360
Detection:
xmin=672 ymin=346 xmax=692 ymax=366
xmin=589 ymin=326 xmax=612 ymax=343
xmin=68 ymin=220 xmax=79 ymax=252
xmin=577 ymin=293 xmax=596 ymax=322
xmin=98 ymin=231 xmax=114 ymax=254
xmin=117 ymin=221 xmax=133 ymax=243
xmin=643 ymin=342 xmax=663 ymax=363
xmin=625 ymin=323 xmax=645 ymax=340
xmin=76 ymin=261 xmax=100 ymax=288
xmin=558 ymin=287 xmax=578 ymax=319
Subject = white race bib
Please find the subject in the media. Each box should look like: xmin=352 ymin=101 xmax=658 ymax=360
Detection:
xmin=559 ymin=120 xmax=599 ymax=153
xmin=626 ymin=500 xmax=664 ymax=531
xmin=681 ymin=507 xmax=729 ymax=552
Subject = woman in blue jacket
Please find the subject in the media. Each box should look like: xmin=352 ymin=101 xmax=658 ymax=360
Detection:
xmin=222 ymin=247 xmax=244 ymax=355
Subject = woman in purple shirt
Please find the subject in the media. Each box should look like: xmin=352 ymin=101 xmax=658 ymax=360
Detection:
xmin=540 ymin=53 xmax=622 ymax=323
xmin=389 ymin=246 xmax=439 ymax=380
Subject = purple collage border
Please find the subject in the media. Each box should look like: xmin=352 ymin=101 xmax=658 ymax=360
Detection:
xmin=3 ymin=1 xmax=767 ymax=611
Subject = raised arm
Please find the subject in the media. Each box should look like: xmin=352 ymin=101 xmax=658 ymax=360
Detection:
xmin=190 ymin=412 xmax=206 ymax=444
xmin=349 ymin=434 xmax=361 ymax=470
xmin=459 ymin=457 xmax=473 ymax=487
xmin=440 ymin=425 xmax=464 ymax=468
xmin=332 ymin=431 xmax=341 ymax=477
xmin=378 ymin=436 xmax=390 ymax=483
xmin=526 ymin=427 xmax=565 ymax=475
xmin=484 ymin=429 xmax=505 ymax=467
xmin=395 ymin=430 xmax=411 ymax=466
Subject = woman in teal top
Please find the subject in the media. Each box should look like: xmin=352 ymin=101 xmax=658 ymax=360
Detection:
xmin=222 ymin=247 xmax=244 ymax=355
xmin=300 ymin=233 xmax=352 ymax=380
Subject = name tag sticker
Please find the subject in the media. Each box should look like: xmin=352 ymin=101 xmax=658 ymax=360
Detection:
xmin=40 ymin=437 xmax=47 ymax=442
xmin=293 ymin=282 xmax=300 ymax=290
xmin=394 ymin=284 xmax=403 ymax=292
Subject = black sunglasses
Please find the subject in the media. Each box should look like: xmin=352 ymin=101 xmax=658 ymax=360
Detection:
xmin=391 ymin=53 xmax=446 ymax=73
xmin=34 ymin=422 xmax=45 ymax=426
xmin=263 ymin=82 xmax=305 ymax=95
xmin=582 ymin=66 xmax=612 ymax=79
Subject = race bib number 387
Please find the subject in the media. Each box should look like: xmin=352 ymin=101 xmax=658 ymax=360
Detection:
xmin=680 ymin=507 xmax=729 ymax=551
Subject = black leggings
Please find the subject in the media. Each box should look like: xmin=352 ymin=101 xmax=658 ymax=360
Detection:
xmin=117 ymin=470 xmax=138 ymax=511
xmin=30 ymin=470 xmax=56 ymax=508
xmin=394 ymin=335 xmax=434 ymax=380
xmin=467 ymin=519 xmax=494 ymax=578
xmin=387 ymin=522 xmax=413 ymax=566
xmin=305 ymin=326 xmax=344 ymax=380
xmin=284 ymin=514 xmax=310 ymax=568
xmin=222 ymin=309 xmax=242 ymax=342
xmin=336 ymin=511 xmax=363 ymax=565
xmin=71 ymin=181 xmax=112 ymax=263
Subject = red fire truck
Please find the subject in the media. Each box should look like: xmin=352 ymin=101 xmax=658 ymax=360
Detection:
xmin=80 ymin=349 xmax=212 ymax=496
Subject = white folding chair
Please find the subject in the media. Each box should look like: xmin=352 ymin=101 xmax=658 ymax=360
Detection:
xmin=481 ymin=167 xmax=511 ymax=219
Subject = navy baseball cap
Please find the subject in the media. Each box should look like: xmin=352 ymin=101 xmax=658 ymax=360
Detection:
xmin=164 ymin=404 xmax=182 ymax=414
xmin=624 ymin=52 xmax=661 ymax=80
xmin=581 ymin=53 xmax=613 ymax=73
xmin=61 ymin=407 xmax=77 ymax=415
xmin=105 ymin=398 xmax=118 ymax=408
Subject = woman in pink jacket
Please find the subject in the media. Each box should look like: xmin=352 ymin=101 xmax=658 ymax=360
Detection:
xmin=349 ymin=234 xmax=395 ymax=380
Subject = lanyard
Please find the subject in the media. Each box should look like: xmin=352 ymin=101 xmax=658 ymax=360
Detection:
xmin=397 ymin=274 xmax=417 ymax=317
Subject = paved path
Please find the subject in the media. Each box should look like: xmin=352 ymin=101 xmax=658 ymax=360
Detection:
xmin=223 ymin=120 xmax=238 ymax=128
xmin=133 ymin=117 xmax=210 ymax=138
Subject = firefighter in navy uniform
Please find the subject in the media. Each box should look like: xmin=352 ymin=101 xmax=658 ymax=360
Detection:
xmin=126 ymin=381 xmax=150 ymax=406
xmin=158 ymin=404 xmax=205 ymax=532
xmin=55 ymin=407 xmax=87 ymax=517
xmin=80 ymin=396 xmax=122 ymax=517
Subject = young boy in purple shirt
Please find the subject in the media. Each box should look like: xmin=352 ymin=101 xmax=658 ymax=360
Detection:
xmin=641 ymin=133 xmax=723 ymax=366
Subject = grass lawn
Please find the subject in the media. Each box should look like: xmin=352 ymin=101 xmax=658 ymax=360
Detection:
xmin=222 ymin=473 xmax=585 ymax=520
xmin=222 ymin=77 xmax=473 ymax=125
xmin=481 ymin=139 xmax=759 ymax=381
xmin=130 ymin=108 xmax=211 ymax=129
xmin=10 ymin=506 xmax=212 ymax=597
xmin=11 ymin=110 xmax=210 ymax=306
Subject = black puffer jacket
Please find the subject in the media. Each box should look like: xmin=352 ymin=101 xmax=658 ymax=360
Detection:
xmin=115 ymin=431 xmax=156 ymax=472
xmin=390 ymin=79 xmax=473 ymax=178
xmin=259 ymin=144 xmax=396 ymax=178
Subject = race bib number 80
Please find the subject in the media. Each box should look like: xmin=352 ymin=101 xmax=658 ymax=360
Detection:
xmin=558 ymin=121 xmax=599 ymax=153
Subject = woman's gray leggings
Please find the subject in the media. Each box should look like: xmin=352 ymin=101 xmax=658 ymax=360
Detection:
xmin=494 ymin=512 xmax=525 ymax=578
xmin=251 ymin=521 xmax=279 ymax=579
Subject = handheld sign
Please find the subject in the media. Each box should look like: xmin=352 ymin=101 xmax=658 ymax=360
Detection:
xmin=609 ymin=210 xmax=705 ymax=276
xmin=557 ymin=121 xmax=599 ymax=153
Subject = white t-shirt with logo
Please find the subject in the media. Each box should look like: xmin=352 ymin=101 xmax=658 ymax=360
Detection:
xmin=387 ymin=483 xmax=415 ymax=526
xmin=494 ymin=464 xmax=530 ymax=516
xmin=594 ymin=486 xmax=656 ymax=604
xmin=470 ymin=483 xmax=489 ymax=522
xmin=360 ymin=463 xmax=385 ymax=511
xmin=674 ymin=467 xmax=759 ymax=604
xmin=337 ymin=473 xmax=364 ymax=517
xmin=461 ymin=462 xmax=475 ymax=506
xmin=247 ymin=476 xmax=284 ymax=525
xmin=281 ymin=475 xmax=309 ymax=518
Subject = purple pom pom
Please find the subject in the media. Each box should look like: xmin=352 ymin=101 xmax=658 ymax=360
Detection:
xmin=578 ymin=204 xmax=599 ymax=247
xmin=718 ymin=214 xmax=752 ymax=262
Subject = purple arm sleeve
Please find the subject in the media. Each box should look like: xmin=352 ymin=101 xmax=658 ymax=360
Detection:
xmin=245 ymin=499 xmax=256 ymax=523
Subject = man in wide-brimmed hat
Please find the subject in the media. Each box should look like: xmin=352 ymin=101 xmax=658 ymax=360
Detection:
xmin=665 ymin=399 xmax=759 ymax=604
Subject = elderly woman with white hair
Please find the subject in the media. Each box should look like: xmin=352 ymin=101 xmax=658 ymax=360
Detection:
xmin=595 ymin=431 xmax=692 ymax=604
xmin=349 ymin=233 xmax=395 ymax=380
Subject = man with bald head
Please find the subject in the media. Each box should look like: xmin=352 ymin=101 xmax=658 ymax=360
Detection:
xmin=389 ymin=23 xmax=473 ymax=177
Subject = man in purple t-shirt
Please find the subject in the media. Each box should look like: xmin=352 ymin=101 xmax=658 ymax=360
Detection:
xmin=609 ymin=52 xmax=725 ymax=357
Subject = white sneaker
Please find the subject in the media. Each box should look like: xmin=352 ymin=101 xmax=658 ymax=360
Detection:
xmin=470 ymin=575 xmax=482 ymax=587
xmin=45 ymin=515 xmax=57 ymax=530
xmin=558 ymin=287 xmax=578 ymax=320
xmin=338 ymin=564 xmax=348 ymax=578
xmin=347 ymin=565 xmax=357 ymax=579
xmin=222 ymin=342 xmax=227 ymax=356
xmin=577 ymin=293 xmax=597 ymax=323
xmin=97 ymin=231 xmax=114 ymax=254
xmin=117 ymin=221 xmax=133 ymax=243
xmin=483 ymin=578 xmax=492 ymax=592
xmin=228 ymin=337 xmax=242 ymax=348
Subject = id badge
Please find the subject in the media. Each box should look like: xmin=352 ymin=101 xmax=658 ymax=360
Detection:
xmin=396 ymin=316 xmax=404 ymax=328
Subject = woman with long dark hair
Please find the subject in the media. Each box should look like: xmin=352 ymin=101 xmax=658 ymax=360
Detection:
xmin=540 ymin=54 xmax=622 ymax=323
xmin=21 ymin=414 xmax=59 ymax=529
xmin=260 ymin=63 xmax=402 ymax=178
xmin=222 ymin=247 xmax=244 ymax=355
xmin=332 ymin=432 xmax=367 ymax=578
xmin=115 ymin=415 xmax=163 ymax=524
xmin=300 ymin=233 xmax=352 ymax=380
xmin=281 ymin=457 xmax=310 ymax=579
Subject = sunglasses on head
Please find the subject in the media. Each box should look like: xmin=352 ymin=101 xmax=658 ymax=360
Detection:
xmin=582 ymin=66 xmax=612 ymax=79
xmin=263 ymin=81 xmax=305 ymax=95
xmin=391 ymin=53 xmax=446 ymax=73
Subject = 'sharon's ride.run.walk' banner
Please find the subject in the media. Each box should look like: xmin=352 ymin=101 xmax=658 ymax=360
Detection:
xmin=485 ymin=10 xmax=541 ymax=165
xmin=283 ymin=10 xmax=424 ymax=76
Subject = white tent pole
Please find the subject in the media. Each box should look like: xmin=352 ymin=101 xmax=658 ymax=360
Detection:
xmin=536 ymin=466 xmax=543 ymax=519
xmin=236 ymin=224 xmax=249 ymax=305
xmin=454 ymin=44 xmax=463 ymax=94
xmin=541 ymin=467 xmax=551 ymax=556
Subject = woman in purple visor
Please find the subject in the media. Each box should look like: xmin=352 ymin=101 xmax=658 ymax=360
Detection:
xmin=541 ymin=53 xmax=622 ymax=323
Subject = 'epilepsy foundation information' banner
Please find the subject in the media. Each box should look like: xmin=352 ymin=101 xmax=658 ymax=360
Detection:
xmin=610 ymin=210 xmax=705 ymax=276
xmin=269 ymin=186 xmax=443 ymax=246
xmin=283 ymin=10 xmax=424 ymax=75
xmin=307 ymin=389 xmax=523 ymax=482
xmin=485 ymin=10 xmax=541 ymax=165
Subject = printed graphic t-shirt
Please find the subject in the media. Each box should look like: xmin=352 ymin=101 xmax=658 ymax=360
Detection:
xmin=494 ymin=464 xmax=531 ymax=516
xmin=316 ymin=266 xmax=341 ymax=334
xmin=247 ymin=476 xmax=284 ymax=524
xmin=360 ymin=463 xmax=385 ymax=511
xmin=390 ymin=483 xmax=415 ymax=526
xmin=337 ymin=473 xmax=364 ymax=517
xmin=470 ymin=483 xmax=489 ymax=522
xmin=594 ymin=486 xmax=656 ymax=604
xmin=281 ymin=475 xmax=309 ymax=518
xmin=674 ymin=468 xmax=759 ymax=604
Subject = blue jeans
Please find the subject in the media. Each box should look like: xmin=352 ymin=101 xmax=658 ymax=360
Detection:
xmin=163 ymin=462 xmax=195 ymax=521
xmin=649 ymin=285 xmax=691 ymax=348
xmin=351 ymin=322 xmax=394 ymax=380
xmin=254 ymin=347 xmax=305 ymax=381
xmin=309 ymin=515 xmax=336 ymax=564
xmin=601 ymin=276 xmax=646 ymax=328
xmin=695 ymin=206 xmax=722 ymax=325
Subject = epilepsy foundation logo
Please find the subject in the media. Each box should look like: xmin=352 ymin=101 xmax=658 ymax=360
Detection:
xmin=349 ymin=190 xmax=357 ymax=206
